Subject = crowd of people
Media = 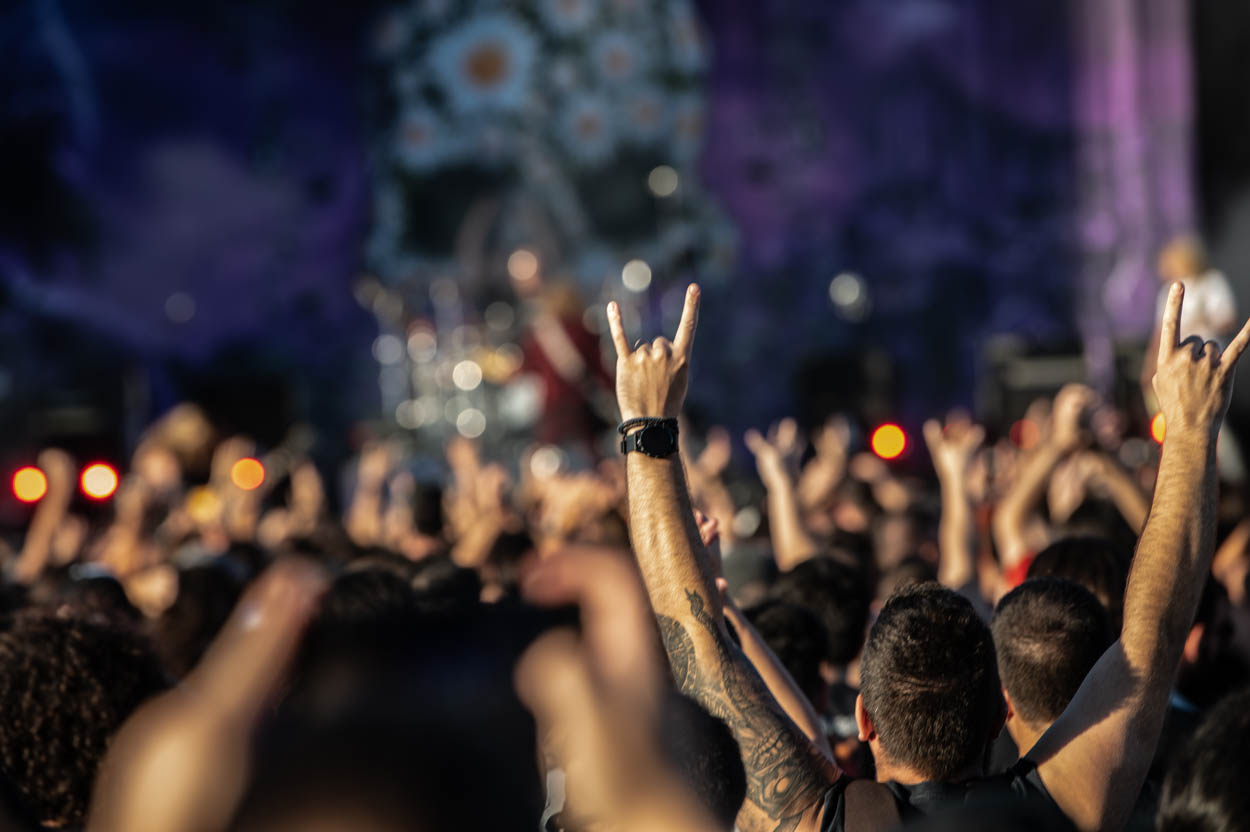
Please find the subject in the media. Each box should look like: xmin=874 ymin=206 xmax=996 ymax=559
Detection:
xmin=2 ymin=281 xmax=1250 ymax=831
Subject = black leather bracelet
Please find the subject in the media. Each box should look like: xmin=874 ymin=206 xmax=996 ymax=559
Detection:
xmin=618 ymin=417 xmax=678 ymax=435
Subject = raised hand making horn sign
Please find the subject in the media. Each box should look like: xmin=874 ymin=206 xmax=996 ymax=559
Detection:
xmin=605 ymin=284 xmax=839 ymax=832
xmin=608 ymin=284 xmax=700 ymax=423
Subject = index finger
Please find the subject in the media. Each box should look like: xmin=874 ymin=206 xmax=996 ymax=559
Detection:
xmin=1220 ymin=315 xmax=1250 ymax=375
xmin=672 ymin=284 xmax=701 ymax=357
xmin=607 ymin=301 xmax=631 ymax=358
xmin=1159 ymin=282 xmax=1184 ymax=363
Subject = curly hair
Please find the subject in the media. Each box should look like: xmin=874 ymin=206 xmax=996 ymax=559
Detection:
xmin=0 ymin=611 xmax=167 ymax=826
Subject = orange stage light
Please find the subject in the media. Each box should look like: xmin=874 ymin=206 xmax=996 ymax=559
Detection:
xmin=871 ymin=424 xmax=908 ymax=460
xmin=1150 ymin=413 xmax=1166 ymax=444
xmin=230 ymin=457 xmax=265 ymax=491
xmin=12 ymin=467 xmax=48 ymax=503
xmin=81 ymin=463 xmax=119 ymax=500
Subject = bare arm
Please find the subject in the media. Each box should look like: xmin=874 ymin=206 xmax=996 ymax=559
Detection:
xmin=746 ymin=421 xmax=822 ymax=572
xmin=1028 ymin=284 xmax=1250 ymax=831
xmin=608 ymin=289 xmax=838 ymax=832
xmin=924 ymin=417 xmax=985 ymax=590
xmin=797 ymin=419 xmax=849 ymax=513
xmin=991 ymin=385 xmax=1093 ymax=570
xmin=1212 ymin=519 xmax=1250 ymax=605
xmin=1084 ymin=452 xmax=1150 ymax=534
xmin=13 ymin=450 xmax=75 ymax=583
xmin=719 ymin=579 xmax=836 ymax=764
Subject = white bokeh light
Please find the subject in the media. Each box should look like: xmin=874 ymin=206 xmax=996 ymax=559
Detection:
xmin=622 ymin=259 xmax=652 ymax=292
xmin=452 ymin=360 xmax=484 ymax=391
xmin=456 ymin=408 xmax=487 ymax=438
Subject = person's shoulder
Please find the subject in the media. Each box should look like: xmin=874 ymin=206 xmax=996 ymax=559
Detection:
xmin=818 ymin=775 xmax=850 ymax=832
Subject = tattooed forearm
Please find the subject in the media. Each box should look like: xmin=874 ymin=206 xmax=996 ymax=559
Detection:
xmin=657 ymin=614 xmax=695 ymax=691
xmin=656 ymin=591 xmax=834 ymax=832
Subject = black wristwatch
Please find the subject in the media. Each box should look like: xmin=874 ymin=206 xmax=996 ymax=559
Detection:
xmin=619 ymin=418 xmax=679 ymax=458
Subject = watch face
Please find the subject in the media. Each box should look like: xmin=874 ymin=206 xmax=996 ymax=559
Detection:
xmin=639 ymin=424 xmax=677 ymax=457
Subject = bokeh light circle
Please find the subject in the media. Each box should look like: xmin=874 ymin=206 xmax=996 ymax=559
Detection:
xmin=231 ymin=458 xmax=266 ymax=491
xmin=81 ymin=464 xmax=119 ymax=500
xmin=12 ymin=467 xmax=47 ymax=503
xmin=1150 ymin=413 xmax=1166 ymax=445
xmin=871 ymin=424 xmax=908 ymax=460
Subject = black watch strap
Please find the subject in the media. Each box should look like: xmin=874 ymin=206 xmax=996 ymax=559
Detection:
xmin=619 ymin=419 xmax=679 ymax=458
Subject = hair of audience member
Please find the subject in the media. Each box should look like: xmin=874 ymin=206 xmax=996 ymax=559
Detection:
xmin=412 ymin=480 xmax=445 ymax=537
xmin=150 ymin=560 xmax=247 ymax=679
xmin=233 ymin=711 xmax=542 ymax=832
xmin=225 ymin=542 xmax=269 ymax=579
xmin=409 ymin=555 xmax=483 ymax=613
xmin=1056 ymin=498 xmax=1137 ymax=554
xmin=345 ymin=547 xmax=417 ymax=580
xmin=991 ymin=578 xmax=1112 ymax=725
xmin=658 ymin=692 xmax=747 ymax=829
xmin=56 ymin=574 xmax=143 ymax=628
xmin=859 ymin=582 xmax=1005 ymax=782
xmin=743 ymin=600 xmax=830 ymax=708
xmin=0 ymin=612 xmax=167 ymax=827
xmin=480 ymin=529 xmax=536 ymax=596
xmin=876 ymin=554 xmax=939 ymax=603
xmin=271 ymin=605 xmax=569 ymax=829
xmin=320 ymin=567 xmax=420 ymax=626
xmin=1027 ymin=536 xmax=1129 ymax=633
xmin=768 ymin=557 xmax=870 ymax=667
xmin=1158 ymin=687 xmax=1250 ymax=832
xmin=1177 ymin=578 xmax=1249 ymax=710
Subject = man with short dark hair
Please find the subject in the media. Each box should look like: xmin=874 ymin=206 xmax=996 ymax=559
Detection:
xmin=607 ymin=282 xmax=1250 ymax=831
xmin=991 ymin=578 xmax=1113 ymax=757
xmin=857 ymin=583 xmax=1005 ymax=785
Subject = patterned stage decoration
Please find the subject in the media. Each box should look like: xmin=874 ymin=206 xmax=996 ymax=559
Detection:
xmin=363 ymin=0 xmax=736 ymax=299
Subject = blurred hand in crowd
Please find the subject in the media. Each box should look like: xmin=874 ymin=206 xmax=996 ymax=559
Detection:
xmin=89 ymin=559 xmax=327 ymax=832
xmin=517 ymin=546 xmax=718 ymax=832
xmin=744 ymin=418 xmax=803 ymax=488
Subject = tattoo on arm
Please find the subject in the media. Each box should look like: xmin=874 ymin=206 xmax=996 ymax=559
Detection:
xmin=657 ymin=590 xmax=834 ymax=832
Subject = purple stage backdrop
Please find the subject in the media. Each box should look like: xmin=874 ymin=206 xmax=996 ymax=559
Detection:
xmin=0 ymin=0 xmax=1201 ymax=448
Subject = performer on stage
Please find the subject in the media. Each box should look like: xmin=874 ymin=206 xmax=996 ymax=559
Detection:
xmin=511 ymin=267 xmax=614 ymax=457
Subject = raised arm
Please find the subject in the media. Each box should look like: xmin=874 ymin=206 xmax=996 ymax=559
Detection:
xmin=923 ymin=415 xmax=985 ymax=590
xmin=718 ymin=579 xmax=836 ymax=764
xmin=746 ymin=420 xmax=822 ymax=572
xmin=1027 ymin=283 xmax=1250 ymax=831
xmin=607 ymin=288 xmax=838 ymax=832
xmin=991 ymin=384 xmax=1093 ymax=572
xmin=1081 ymin=451 xmax=1150 ymax=535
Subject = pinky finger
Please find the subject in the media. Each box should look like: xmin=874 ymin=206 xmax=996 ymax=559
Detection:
xmin=1220 ymin=316 xmax=1250 ymax=377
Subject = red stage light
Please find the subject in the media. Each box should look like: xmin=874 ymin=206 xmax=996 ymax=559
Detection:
xmin=1150 ymin=413 xmax=1166 ymax=445
xmin=12 ymin=467 xmax=47 ymax=503
xmin=230 ymin=458 xmax=265 ymax=491
xmin=81 ymin=463 xmax=119 ymax=500
xmin=871 ymin=424 xmax=908 ymax=460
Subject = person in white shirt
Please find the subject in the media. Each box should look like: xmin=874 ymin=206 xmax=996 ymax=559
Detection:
xmin=1143 ymin=235 xmax=1238 ymax=395
xmin=1142 ymin=234 xmax=1243 ymax=480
